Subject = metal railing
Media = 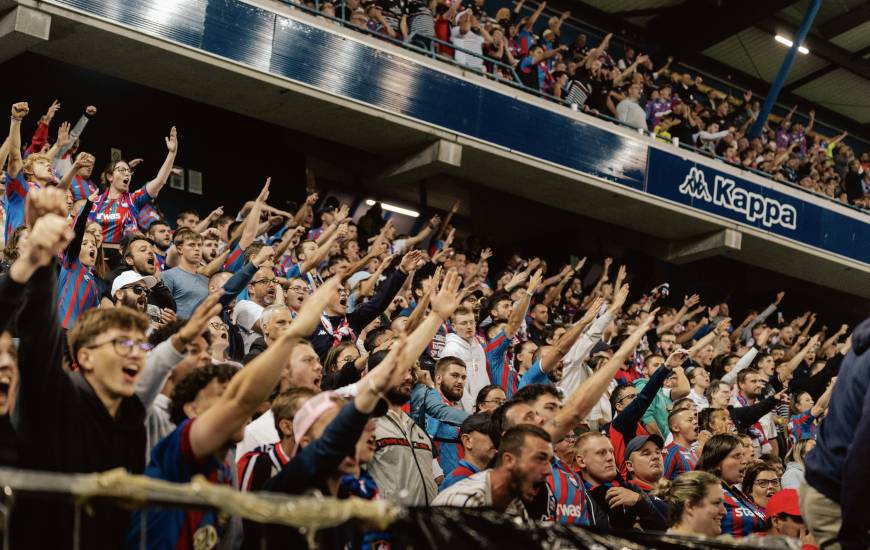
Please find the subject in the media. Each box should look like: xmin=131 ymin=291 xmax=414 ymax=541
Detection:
xmin=277 ymin=0 xmax=867 ymax=215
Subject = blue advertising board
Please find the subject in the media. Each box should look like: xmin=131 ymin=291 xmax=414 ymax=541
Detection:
xmin=646 ymin=147 xmax=870 ymax=264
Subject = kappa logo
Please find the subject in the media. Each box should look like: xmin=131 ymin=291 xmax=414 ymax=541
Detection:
xmin=678 ymin=167 xmax=797 ymax=230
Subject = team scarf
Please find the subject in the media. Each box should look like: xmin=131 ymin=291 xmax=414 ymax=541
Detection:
xmin=320 ymin=314 xmax=356 ymax=346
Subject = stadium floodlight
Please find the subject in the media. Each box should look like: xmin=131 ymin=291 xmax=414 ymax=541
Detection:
xmin=775 ymin=34 xmax=809 ymax=54
xmin=365 ymin=199 xmax=420 ymax=218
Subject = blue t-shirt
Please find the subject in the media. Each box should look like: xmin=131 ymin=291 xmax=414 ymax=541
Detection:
xmin=127 ymin=419 xmax=232 ymax=550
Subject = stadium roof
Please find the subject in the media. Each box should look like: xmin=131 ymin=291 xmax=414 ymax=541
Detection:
xmin=574 ymin=0 xmax=870 ymax=124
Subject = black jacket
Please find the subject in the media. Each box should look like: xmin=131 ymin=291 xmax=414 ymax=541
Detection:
xmin=4 ymin=264 xmax=146 ymax=550
xmin=308 ymin=269 xmax=408 ymax=360
xmin=586 ymin=476 xmax=669 ymax=531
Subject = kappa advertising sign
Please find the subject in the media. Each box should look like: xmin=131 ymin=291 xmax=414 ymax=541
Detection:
xmin=677 ymin=166 xmax=797 ymax=230
xmin=645 ymin=148 xmax=802 ymax=232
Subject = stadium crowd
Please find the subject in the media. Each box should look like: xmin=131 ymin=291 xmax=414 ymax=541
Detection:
xmin=281 ymin=0 xmax=870 ymax=211
xmin=0 ymin=91 xmax=868 ymax=549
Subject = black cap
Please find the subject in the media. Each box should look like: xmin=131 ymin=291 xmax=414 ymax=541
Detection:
xmin=591 ymin=339 xmax=617 ymax=355
xmin=319 ymin=195 xmax=340 ymax=214
xmin=460 ymin=413 xmax=492 ymax=437
xmin=624 ymin=434 xmax=664 ymax=462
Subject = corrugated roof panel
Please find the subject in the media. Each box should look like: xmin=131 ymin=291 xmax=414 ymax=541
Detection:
xmin=779 ymin=0 xmax=866 ymax=27
xmin=829 ymin=19 xmax=870 ymax=52
xmin=793 ymin=68 xmax=870 ymax=123
xmin=702 ymin=27 xmax=828 ymax=84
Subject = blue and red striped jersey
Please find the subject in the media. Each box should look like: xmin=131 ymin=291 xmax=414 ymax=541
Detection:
xmin=135 ymin=200 xmax=161 ymax=230
xmin=307 ymin=226 xmax=324 ymax=241
xmin=69 ymin=175 xmax=97 ymax=203
xmin=127 ymin=419 xmax=233 ymax=549
xmin=439 ymin=459 xmax=479 ymax=491
xmin=4 ymin=172 xmax=39 ymax=237
xmin=278 ymin=255 xmax=302 ymax=279
xmin=223 ymin=242 xmax=245 ymax=273
xmin=58 ymin=257 xmax=100 ymax=330
xmin=720 ymin=484 xmax=766 ymax=537
xmin=87 ymin=187 xmax=152 ymax=245
xmin=485 ymin=330 xmax=518 ymax=398
xmin=788 ymin=409 xmax=817 ymax=445
xmin=662 ymin=442 xmax=697 ymax=481
xmin=424 ymin=389 xmax=464 ymax=475
xmin=548 ymin=458 xmax=592 ymax=526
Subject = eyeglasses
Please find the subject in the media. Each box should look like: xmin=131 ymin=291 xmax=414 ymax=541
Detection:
xmin=86 ymin=338 xmax=153 ymax=357
xmin=617 ymin=393 xmax=638 ymax=404
xmin=481 ymin=398 xmax=506 ymax=406
xmin=114 ymin=167 xmax=133 ymax=175
xmin=287 ymin=285 xmax=308 ymax=294
xmin=209 ymin=322 xmax=227 ymax=331
xmin=755 ymin=478 xmax=781 ymax=489
xmin=252 ymin=278 xmax=278 ymax=285
xmin=123 ymin=285 xmax=150 ymax=296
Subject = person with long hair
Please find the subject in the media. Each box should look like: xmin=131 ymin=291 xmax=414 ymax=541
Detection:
xmin=474 ymin=384 xmax=507 ymax=413
xmin=661 ymin=470 xmax=725 ymax=537
xmin=696 ymin=433 xmax=766 ymax=536
xmin=781 ymin=438 xmax=814 ymax=490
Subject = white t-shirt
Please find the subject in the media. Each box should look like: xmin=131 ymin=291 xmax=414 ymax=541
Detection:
xmin=440 ymin=332 xmax=489 ymax=412
xmin=233 ymin=300 xmax=264 ymax=354
xmin=236 ymin=409 xmax=278 ymax=459
xmin=450 ymin=27 xmax=485 ymax=71
xmin=433 ymin=470 xmax=527 ymax=518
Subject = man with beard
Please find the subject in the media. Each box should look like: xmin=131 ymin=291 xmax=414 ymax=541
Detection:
xmin=433 ymin=425 xmax=552 ymax=518
xmin=111 ymin=271 xmax=157 ymax=314
xmin=422 ymin=356 xmax=470 ymax=475
xmin=106 ymin=234 xmax=176 ymax=312
xmin=441 ymin=305 xmax=487 ymax=412
xmin=732 ymin=369 xmax=774 ymax=456
xmin=663 ymin=408 xmax=700 ymax=480
xmin=234 ymin=262 xmax=278 ymax=353
xmin=575 ymin=432 xmax=668 ymax=531
xmin=147 ymin=219 xmax=172 ymax=270
xmin=308 ymin=249 xmax=423 ymax=360
xmin=367 ymin=268 xmax=464 ymax=506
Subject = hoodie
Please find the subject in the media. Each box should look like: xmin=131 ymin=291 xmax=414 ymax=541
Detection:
xmin=440 ymin=332 xmax=487 ymax=412
xmin=805 ymin=316 xmax=870 ymax=504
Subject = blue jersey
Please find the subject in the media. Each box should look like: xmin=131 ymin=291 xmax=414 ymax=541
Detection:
xmin=88 ymin=187 xmax=152 ymax=245
xmin=58 ymin=257 xmax=100 ymax=329
xmin=127 ymin=419 xmax=233 ymax=550
xmin=485 ymin=330 xmax=518 ymax=398
xmin=278 ymin=256 xmax=302 ymax=279
xmin=789 ymin=409 xmax=816 ymax=445
xmin=662 ymin=442 xmax=697 ymax=481
xmin=4 ymin=172 xmax=39 ymax=237
xmin=69 ymin=174 xmax=97 ymax=203
xmin=439 ymin=459 xmax=479 ymax=491
xmin=222 ymin=242 xmax=245 ymax=273
xmin=720 ymin=484 xmax=765 ymax=537
xmin=424 ymin=389 xmax=463 ymax=475
xmin=135 ymin=199 xmax=161 ymax=230
xmin=518 ymin=360 xmax=551 ymax=389
xmin=548 ymin=458 xmax=591 ymax=526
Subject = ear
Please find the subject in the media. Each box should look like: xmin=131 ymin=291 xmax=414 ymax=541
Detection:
xmin=460 ymin=433 xmax=472 ymax=450
xmin=278 ymin=418 xmax=294 ymax=439
xmin=182 ymin=401 xmax=198 ymax=420
xmin=625 ymin=460 xmax=635 ymax=475
xmin=77 ymin=348 xmax=94 ymax=372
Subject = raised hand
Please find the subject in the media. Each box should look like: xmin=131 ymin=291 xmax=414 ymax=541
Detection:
xmin=573 ymin=257 xmax=587 ymax=272
xmin=305 ymin=192 xmax=319 ymax=207
xmin=428 ymin=214 xmax=441 ymax=228
xmin=333 ymin=204 xmax=350 ymax=224
xmin=683 ymin=294 xmax=700 ymax=309
xmin=775 ymin=291 xmax=785 ymax=305
xmin=178 ymin=292 xmax=223 ymax=344
xmin=11 ymin=102 xmax=29 ymax=120
xmin=609 ymin=284 xmax=630 ymax=313
xmin=290 ymin=276 xmax=342 ymax=337
xmin=399 ymin=249 xmax=426 ymax=273
xmin=252 ymin=245 xmax=275 ymax=268
xmin=579 ymin=296 xmax=604 ymax=325
xmin=207 ymin=206 xmax=224 ymax=221
xmin=431 ymin=268 xmax=463 ymax=320
xmin=45 ymin=100 xmax=60 ymax=121
xmin=26 ymin=186 xmax=69 ymax=225
xmin=256 ymin=177 xmax=271 ymax=203
xmin=56 ymin=121 xmax=71 ymax=150
xmin=85 ymin=105 xmax=98 ymax=116
xmin=479 ymin=247 xmax=493 ymax=262
xmin=165 ymin=126 xmax=178 ymax=154
xmin=527 ymin=268 xmax=544 ymax=294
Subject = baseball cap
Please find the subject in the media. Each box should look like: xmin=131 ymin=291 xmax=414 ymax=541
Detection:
xmin=291 ymin=391 xmax=342 ymax=458
xmin=624 ymin=434 xmax=664 ymax=462
xmin=765 ymin=489 xmax=801 ymax=518
xmin=318 ymin=196 xmax=340 ymax=214
xmin=460 ymin=413 xmax=492 ymax=437
xmin=111 ymin=270 xmax=157 ymax=296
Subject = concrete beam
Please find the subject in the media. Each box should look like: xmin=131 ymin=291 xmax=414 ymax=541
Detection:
xmin=665 ymin=229 xmax=742 ymax=264
xmin=378 ymin=139 xmax=462 ymax=184
xmin=0 ymin=6 xmax=50 ymax=63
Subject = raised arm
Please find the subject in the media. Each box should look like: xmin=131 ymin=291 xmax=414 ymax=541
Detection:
xmin=507 ymin=269 xmax=542 ymax=338
xmin=778 ymin=334 xmax=820 ymax=383
xmin=546 ymin=305 xmax=655 ymax=442
xmin=144 ymin=126 xmax=178 ymax=197
xmin=300 ymin=223 xmax=345 ymax=275
xmin=524 ymin=0 xmax=546 ymax=31
xmin=538 ymin=296 xmax=603 ymax=375
xmin=188 ymin=276 xmax=340 ymax=459
xmin=7 ymin=102 xmax=29 ymax=178
xmin=57 ymin=153 xmax=92 ymax=192
xmin=811 ymin=376 xmax=836 ymax=417
xmin=658 ymin=294 xmax=699 ymax=335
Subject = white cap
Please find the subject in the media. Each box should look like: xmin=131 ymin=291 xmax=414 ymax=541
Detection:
xmin=112 ymin=270 xmax=157 ymax=296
